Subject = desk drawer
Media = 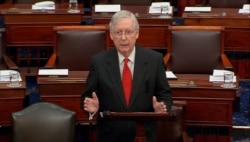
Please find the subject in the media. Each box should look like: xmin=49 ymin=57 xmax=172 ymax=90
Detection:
xmin=0 ymin=98 xmax=24 ymax=126
xmin=183 ymin=100 xmax=233 ymax=126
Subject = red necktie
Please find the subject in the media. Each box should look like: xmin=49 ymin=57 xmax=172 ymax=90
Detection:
xmin=122 ymin=57 xmax=132 ymax=106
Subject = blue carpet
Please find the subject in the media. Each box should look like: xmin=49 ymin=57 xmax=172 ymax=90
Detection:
xmin=233 ymin=81 xmax=250 ymax=126
xmin=25 ymin=76 xmax=41 ymax=104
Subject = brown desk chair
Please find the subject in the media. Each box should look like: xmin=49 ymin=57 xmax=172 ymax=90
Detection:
xmin=164 ymin=26 xmax=232 ymax=74
xmin=12 ymin=102 xmax=76 ymax=142
xmin=45 ymin=25 xmax=110 ymax=70
xmin=0 ymin=28 xmax=18 ymax=70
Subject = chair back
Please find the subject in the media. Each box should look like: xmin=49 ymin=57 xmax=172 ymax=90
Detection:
xmin=51 ymin=25 xmax=109 ymax=70
xmin=167 ymin=26 xmax=225 ymax=74
xmin=12 ymin=102 xmax=76 ymax=142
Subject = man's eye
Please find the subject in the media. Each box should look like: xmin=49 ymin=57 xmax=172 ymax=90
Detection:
xmin=126 ymin=31 xmax=133 ymax=35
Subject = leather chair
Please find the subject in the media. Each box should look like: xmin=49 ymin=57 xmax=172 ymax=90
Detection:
xmin=164 ymin=26 xmax=232 ymax=74
xmin=45 ymin=25 xmax=110 ymax=70
xmin=12 ymin=102 xmax=76 ymax=142
xmin=0 ymin=28 xmax=18 ymax=70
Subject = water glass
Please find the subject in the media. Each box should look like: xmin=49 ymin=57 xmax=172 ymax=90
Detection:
xmin=161 ymin=5 xmax=169 ymax=14
xmin=7 ymin=71 xmax=21 ymax=87
xmin=68 ymin=0 xmax=80 ymax=13
xmin=221 ymin=72 xmax=235 ymax=88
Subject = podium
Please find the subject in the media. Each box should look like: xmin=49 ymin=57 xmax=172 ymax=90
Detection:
xmin=101 ymin=101 xmax=189 ymax=142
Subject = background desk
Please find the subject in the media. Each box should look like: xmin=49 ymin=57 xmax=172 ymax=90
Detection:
xmin=169 ymin=74 xmax=238 ymax=142
xmin=183 ymin=8 xmax=250 ymax=79
xmin=37 ymin=71 xmax=238 ymax=142
xmin=0 ymin=4 xmax=85 ymax=72
xmin=92 ymin=5 xmax=173 ymax=25
xmin=0 ymin=76 xmax=26 ymax=126
xmin=37 ymin=71 xmax=90 ymax=123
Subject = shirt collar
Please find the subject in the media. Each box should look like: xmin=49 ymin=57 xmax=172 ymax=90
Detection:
xmin=118 ymin=46 xmax=135 ymax=64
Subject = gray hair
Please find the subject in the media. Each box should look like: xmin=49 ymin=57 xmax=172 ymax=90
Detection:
xmin=109 ymin=10 xmax=140 ymax=31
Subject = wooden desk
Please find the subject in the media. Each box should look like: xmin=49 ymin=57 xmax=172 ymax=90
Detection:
xmin=93 ymin=5 xmax=173 ymax=25
xmin=0 ymin=4 xmax=85 ymax=70
xmin=37 ymin=71 xmax=237 ymax=125
xmin=37 ymin=71 xmax=90 ymax=123
xmin=169 ymin=74 xmax=238 ymax=126
xmin=0 ymin=76 xmax=26 ymax=126
xmin=183 ymin=8 xmax=250 ymax=27
xmin=37 ymin=71 xmax=238 ymax=142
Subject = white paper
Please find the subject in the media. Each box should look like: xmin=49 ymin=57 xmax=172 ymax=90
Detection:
xmin=32 ymin=1 xmax=55 ymax=10
xmin=166 ymin=71 xmax=177 ymax=79
xmin=209 ymin=69 xmax=236 ymax=82
xmin=184 ymin=6 xmax=211 ymax=12
xmin=38 ymin=69 xmax=69 ymax=76
xmin=238 ymin=4 xmax=250 ymax=13
xmin=151 ymin=2 xmax=170 ymax=7
xmin=238 ymin=9 xmax=250 ymax=14
xmin=32 ymin=5 xmax=55 ymax=10
xmin=149 ymin=6 xmax=162 ymax=14
xmin=212 ymin=69 xmax=234 ymax=76
xmin=149 ymin=2 xmax=172 ymax=14
xmin=209 ymin=75 xmax=236 ymax=82
xmin=0 ymin=70 xmax=22 ymax=82
xmin=149 ymin=6 xmax=173 ymax=14
xmin=95 ymin=4 xmax=121 ymax=12
xmin=242 ymin=4 xmax=250 ymax=10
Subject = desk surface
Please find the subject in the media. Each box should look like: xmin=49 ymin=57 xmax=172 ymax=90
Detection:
xmin=169 ymin=74 xmax=239 ymax=89
xmin=37 ymin=71 xmax=88 ymax=85
xmin=183 ymin=8 xmax=250 ymax=27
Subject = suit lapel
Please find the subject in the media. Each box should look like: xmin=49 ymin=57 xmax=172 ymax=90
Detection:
xmin=106 ymin=49 xmax=128 ymax=108
xmin=129 ymin=47 xmax=148 ymax=109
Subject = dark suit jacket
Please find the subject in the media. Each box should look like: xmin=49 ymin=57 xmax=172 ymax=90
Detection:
xmin=81 ymin=45 xmax=172 ymax=142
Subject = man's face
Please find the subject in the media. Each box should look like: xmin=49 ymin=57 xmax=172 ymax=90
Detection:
xmin=110 ymin=17 xmax=139 ymax=57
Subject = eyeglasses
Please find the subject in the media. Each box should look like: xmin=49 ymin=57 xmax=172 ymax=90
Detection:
xmin=112 ymin=30 xmax=136 ymax=37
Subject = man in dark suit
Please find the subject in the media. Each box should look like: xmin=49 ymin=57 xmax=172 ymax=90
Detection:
xmin=81 ymin=10 xmax=172 ymax=142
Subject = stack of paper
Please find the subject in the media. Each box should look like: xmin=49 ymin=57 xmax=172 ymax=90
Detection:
xmin=32 ymin=1 xmax=55 ymax=10
xmin=149 ymin=2 xmax=173 ymax=14
xmin=94 ymin=4 xmax=120 ymax=13
xmin=38 ymin=69 xmax=69 ymax=76
xmin=166 ymin=71 xmax=177 ymax=79
xmin=209 ymin=69 xmax=236 ymax=82
xmin=184 ymin=6 xmax=211 ymax=13
xmin=238 ymin=4 xmax=250 ymax=14
xmin=0 ymin=70 xmax=22 ymax=82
